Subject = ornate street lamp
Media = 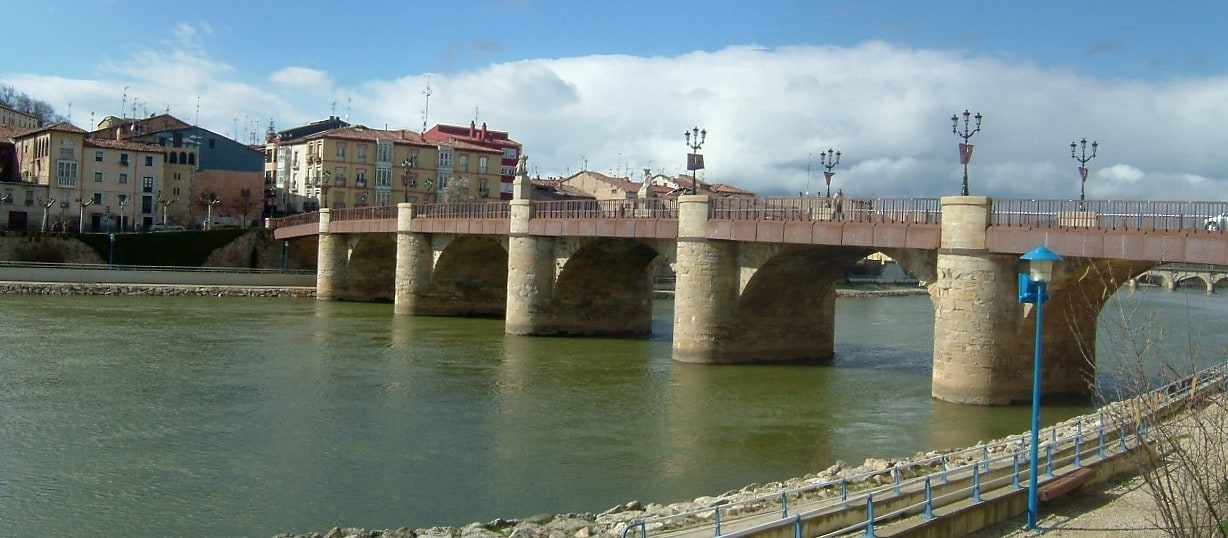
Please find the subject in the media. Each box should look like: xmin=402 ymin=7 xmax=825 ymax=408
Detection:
xmin=1018 ymin=245 xmax=1062 ymax=531
xmin=952 ymin=110 xmax=983 ymax=196
xmin=1071 ymin=138 xmax=1098 ymax=204
xmin=401 ymin=158 xmax=416 ymax=203
xmin=684 ymin=126 xmax=707 ymax=195
xmin=819 ymin=148 xmax=841 ymax=198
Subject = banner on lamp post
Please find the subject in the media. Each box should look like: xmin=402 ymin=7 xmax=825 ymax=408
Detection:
xmin=686 ymin=153 xmax=705 ymax=171
xmin=823 ymin=171 xmax=834 ymax=186
xmin=1078 ymin=166 xmax=1088 ymax=181
xmin=958 ymin=143 xmax=975 ymax=165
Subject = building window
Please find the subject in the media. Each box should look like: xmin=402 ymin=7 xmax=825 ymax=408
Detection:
xmin=119 ymin=173 xmax=129 ymax=184
xmin=172 ymin=187 xmax=181 ymax=196
xmin=3 ymin=188 xmax=12 ymax=204
xmin=458 ymin=154 xmax=469 ymax=172
xmin=437 ymin=147 xmax=453 ymax=167
xmin=208 ymin=138 xmax=216 ymax=149
xmin=357 ymin=144 xmax=367 ymax=163
xmin=356 ymin=169 xmax=367 ymax=188
xmin=94 ymin=150 xmax=104 ymax=162
xmin=56 ymin=160 xmax=78 ymax=188
xmin=144 ymin=155 xmax=154 ymax=166
xmin=119 ymin=153 xmax=130 ymax=166
xmin=174 ymin=172 xmax=182 ymax=181
xmin=142 ymin=176 xmax=154 ymax=193
xmin=92 ymin=192 xmax=103 ymax=205
xmin=94 ymin=171 xmax=103 ymax=183
xmin=479 ymin=178 xmax=490 ymax=198
xmin=336 ymin=143 xmax=346 ymax=161
xmin=502 ymin=148 xmax=518 ymax=160
xmin=478 ymin=156 xmax=489 ymax=174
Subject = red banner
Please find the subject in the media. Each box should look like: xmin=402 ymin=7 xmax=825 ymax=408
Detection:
xmin=687 ymin=153 xmax=705 ymax=171
xmin=958 ymin=143 xmax=974 ymax=165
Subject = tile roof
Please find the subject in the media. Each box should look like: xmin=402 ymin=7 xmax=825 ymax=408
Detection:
xmin=84 ymin=138 xmax=166 ymax=153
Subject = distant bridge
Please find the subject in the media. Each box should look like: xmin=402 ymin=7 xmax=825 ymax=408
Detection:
xmin=1132 ymin=263 xmax=1228 ymax=293
xmin=268 ymin=189 xmax=1228 ymax=406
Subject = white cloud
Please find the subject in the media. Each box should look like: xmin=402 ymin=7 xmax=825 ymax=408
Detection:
xmin=11 ymin=38 xmax=1228 ymax=202
xmin=269 ymin=67 xmax=332 ymax=91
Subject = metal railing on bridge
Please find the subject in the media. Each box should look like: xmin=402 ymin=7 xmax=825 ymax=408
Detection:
xmin=709 ymin=197 xmax=942 ymax=224
xmin=533 ymin=199 xmax=679 ymax=219
xmin=267 ymin=198 xmax=1228 ymax=234
xmin=992 ymin=199 xmax=1228 ymax=232
xmin=414 ymin=201 xmax=510 ymax=219
xmin=330 ymin=206 xmax=398 ymax=221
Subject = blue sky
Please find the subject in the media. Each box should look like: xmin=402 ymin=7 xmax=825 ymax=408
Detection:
xmin=6 ymin=1 xmax=1228 ymax=200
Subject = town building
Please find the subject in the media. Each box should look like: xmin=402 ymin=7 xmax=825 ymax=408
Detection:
xmin=93 ymin=114 xmax=264 ymax=227
xmin=266 ymin=121 xmax=503 ymax=213
xmin=424 ymin=122 xmax=522 ymax=200
xmin=11 ymin=122 xmax=167 ymax=232
xmin=0 ymin=102 xmax=39 ymax=129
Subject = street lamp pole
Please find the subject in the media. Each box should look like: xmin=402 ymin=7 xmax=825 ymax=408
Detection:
xmin=1071 ymin=138 xmax=1098 ymax=204
xmin=952 ymin=110 xmax=983 ymax=196
xmin=401 ymin=159 xmax=414 ymax=203
xmin=684 ymin=126 xmax=706 ymax=195
xmin=1018 ymin=245 xmax=1062 ymax=531
xmin=819 ymin=148 xmax=841 ymax=198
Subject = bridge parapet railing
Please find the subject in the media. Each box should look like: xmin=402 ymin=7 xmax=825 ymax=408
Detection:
xmin=414 ymin=201 xmax=511 ymax=220
xmin=267 ymin=212 xmax=320 ymax=229
xmin=992 ymin=199 xmax=1228 ymax=232
xmin=331 ymin=206 xmax=398 ymax=222
xmin=534 ymin=199 xmax=678 ymax=219
xmin=710 ymin=197 xmax=941 ymax=224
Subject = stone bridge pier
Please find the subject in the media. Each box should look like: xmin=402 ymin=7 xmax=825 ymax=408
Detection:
xmin=504 ymin=191 xmax=663 ymax=337
xmin=931 ymin=196 xmax=1150 ymax=405
xmin=316 ymin=209 xmax=396 ymax=302
xmin=672 ymin=196 xmax=866 ymax=363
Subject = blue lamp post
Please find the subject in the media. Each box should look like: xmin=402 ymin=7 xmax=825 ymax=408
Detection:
xmin=1018 ymin=245 xmax=1062 ymax=530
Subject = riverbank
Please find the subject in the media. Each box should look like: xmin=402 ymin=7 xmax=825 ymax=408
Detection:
xmin=0 ymin=281 xmax=315 ymax=298
xmin=2 ymin=281 xmax=922 ymax=299
xmin=270 ymin=397 xmax=1160 ymax=538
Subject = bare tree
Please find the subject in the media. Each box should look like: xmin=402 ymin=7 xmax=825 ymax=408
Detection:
xmin=228 ymin=188 xmax=260 ymax=227
xmin=1087 ymin=263 xmax=1228 ymax=537
xmin=439 ymin=176 xmax=476 ymax=203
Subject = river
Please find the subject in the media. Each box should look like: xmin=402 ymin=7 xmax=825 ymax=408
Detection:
xmin=0 ymin=287 xmax=1224 ymax=536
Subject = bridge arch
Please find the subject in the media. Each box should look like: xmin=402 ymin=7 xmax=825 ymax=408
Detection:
xmin=318 ymin=232 xmax=397 ymax=302
xmin=424 ymin=235 xmax=509 ymax=316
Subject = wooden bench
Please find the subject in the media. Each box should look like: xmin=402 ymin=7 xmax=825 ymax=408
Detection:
xmin=1039 ymin=467 xmax=1098 ymax=502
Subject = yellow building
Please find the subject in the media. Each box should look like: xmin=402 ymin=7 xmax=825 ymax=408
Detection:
xmin=14 ymin=122 xmax=167 ymax=231
xmin=267 ymin=124 xmax=502 ymax=212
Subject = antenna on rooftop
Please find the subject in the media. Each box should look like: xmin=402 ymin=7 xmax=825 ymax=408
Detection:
xmin=331 ymin=100 xmax=337 ymax=117
xmin=421 ymin=75 xmax=432 ymax=133
xmin=120 ymin=86 xmax=128 ymax=116
xmin=195 ymin=96 xmax=200 ymax=126
xmin=474 ymin=106 xmax=479 ymax=123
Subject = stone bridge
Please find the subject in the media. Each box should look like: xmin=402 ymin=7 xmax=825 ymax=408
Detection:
xmin=270 ymin=173 xmax=1228 ymax=406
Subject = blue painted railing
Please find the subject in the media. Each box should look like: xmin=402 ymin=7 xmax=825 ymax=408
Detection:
xmin=619 ymin=360 xmax=1228 ymax=538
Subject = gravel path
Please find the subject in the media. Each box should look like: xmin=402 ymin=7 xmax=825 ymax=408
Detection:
xmin=968 ymin=474 xmax=1167 ymax=536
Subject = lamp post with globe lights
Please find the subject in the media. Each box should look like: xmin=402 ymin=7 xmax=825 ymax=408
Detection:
xmin=819 ymin=148 xmax=841 ymax=198
xmin=1071 ymin=138 xmax=1098 ymax=205
xmin=952 ymin=110 xmax=983 ymax=196
xmin=684 ymin=126 xmax=706 ymax=195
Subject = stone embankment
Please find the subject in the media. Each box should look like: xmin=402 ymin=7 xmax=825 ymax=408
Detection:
xmin=0 ymin=282 xmax=315 ymax=298
xmin=272 ymin=408 xmax=1119 ymax=538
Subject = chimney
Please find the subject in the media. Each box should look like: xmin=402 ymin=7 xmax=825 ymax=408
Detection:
xmin=469 ymin=120 xmax=476 ymax=137
xmin=481 ymin=122 xmax=488 ymax=142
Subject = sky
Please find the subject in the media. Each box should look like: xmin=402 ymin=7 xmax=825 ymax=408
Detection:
xmin=5 ymin=0 xmax=1228 ymax=200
